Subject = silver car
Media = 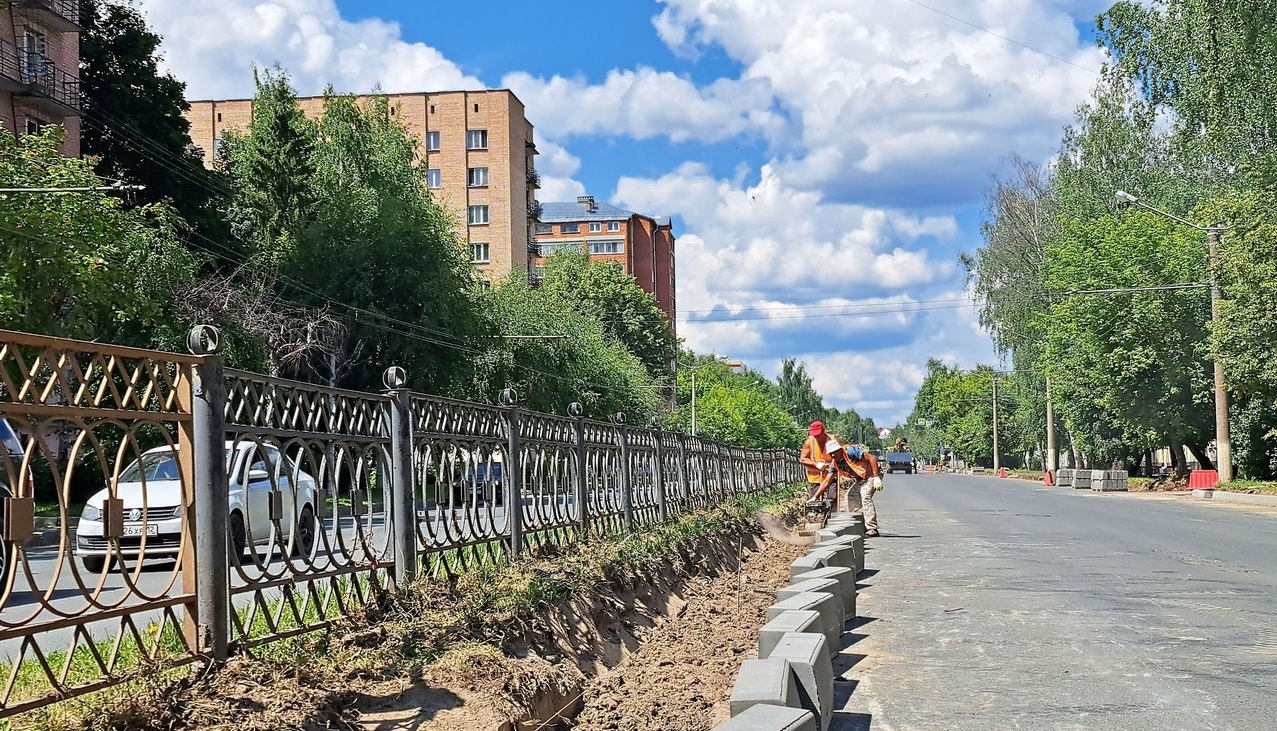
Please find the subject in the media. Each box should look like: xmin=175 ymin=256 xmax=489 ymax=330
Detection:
xmin=75 ymin=441 xmax=319 ymax=572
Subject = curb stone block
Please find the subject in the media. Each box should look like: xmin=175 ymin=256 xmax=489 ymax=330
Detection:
xmin=827 ymin=515 xmax=865 ymax=537
xmin=1057 ymin=469 xmax=1074 ymax=488
xmin=759 ymin=609 xmax=823 ymax=658
xmin=765 ymin=632 xmax=833 ymax=731
xmin=729 ymin=658 xmax=803 ymax=718
xmin=1072 ymin=470 xmax=1091 ymax=489
xmin=789 ymin=554 xmax=828 ymax=580
xmin=767 ymin=592 xmax=841 ymax=657
xmin=817 ymin=535 xmax=863 ymax=574
xmin=809 ymin=543 xmax=857 ymax=575
xmin=790 ymin=566 xmax=855 ymax=618
xmin=777 ymin=578 xmax=844 ymax=630
xmin=713 ymin=704 xmax=817 ymax=731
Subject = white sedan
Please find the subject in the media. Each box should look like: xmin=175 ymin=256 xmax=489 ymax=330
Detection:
xmin=75 ymin=441 xmax=319 ymax=572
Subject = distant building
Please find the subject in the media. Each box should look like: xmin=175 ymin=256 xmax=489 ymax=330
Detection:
xmin=535 ymin=196 xmax=677 ymax=329
xmin=0 ymin=0 xmax=82 ymax=156
xmin=185 ymin=89 xmax=539 ymax=280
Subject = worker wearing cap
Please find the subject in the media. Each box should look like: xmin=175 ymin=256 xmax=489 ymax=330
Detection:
xmin=842 ymin=444 xmax=883 ymax=536
xmin=800 ymin=421 xmax=844 ymax=509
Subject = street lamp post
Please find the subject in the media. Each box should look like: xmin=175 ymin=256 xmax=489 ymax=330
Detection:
xmin=687 ymin=356 xmax=740 ymax=436
xmin=1115 ymin=191 xmax=1232 ymax=482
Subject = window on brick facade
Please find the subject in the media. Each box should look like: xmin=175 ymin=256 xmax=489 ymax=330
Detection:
xmin=538 ymin=242 xmax=578 ymax=258
xmin=589 ymin=241 xmax=625 ymax=255
xmin=20 ymin=30 xmax=46 ymax=84
xmin=589 ymin=222 xmax=602 ymax=232
xmin=466 ymin=130 xmax=488 ymax=150
xmin=608 ymin=221 xmax=621 ymax=232
xmin=24 ymin=118 xmax=44 ymax=135
xmin=425 ymin=131 xmax=440 ymax=151
xmin=471 ymin=242 xmax=490 ymax=263
xmin=468 ymin=205 xmax=489 ymax=225
xmin=467 ymin=167 xmax=488 ymax=187
xmin=212 ymin=138 xmax=224 ymax=157
xmin=426 ymin=168 xmax=442 ymax=188
xmin=560 ymin=223 xmax=580 ymax=234
xmin=535 ymin=223 xmax=553 ymax=234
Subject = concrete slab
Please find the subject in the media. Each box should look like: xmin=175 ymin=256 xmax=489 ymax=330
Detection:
xmin=1213 ymin=490 xmax=1277 ymax=507
xmin=713 ymin=704 xmax=817 ymax=731
xmin=817 ymin=535 xmax=864 ymax=574
xmin=766 ymin=632 xmax=833 ymax=731
xmin=729 ymin=658 xmax=802 ymax=718
xmin=809 ymin=543 xmax=857 ymax=575
xmin=759 ymin=610 xmax=824 ymax=659
xmin=789 ymin=566 xmax=856 ymax=618
xmin=827 ymin=515 xmax=865 ymax=537
xmin=777 ymin=578 xmax=845 ymax=630
xmin=767 ymin=592 xmax=841 ymax=656
xmin=789 ymin=553 xmax=828 ymax=580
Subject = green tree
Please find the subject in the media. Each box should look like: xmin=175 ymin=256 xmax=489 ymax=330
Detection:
xmin=777 ymin=358 xmax=825 ymax=426
xmin=0 ymin=129 xmax=196 ymax=346
xmin=78 ymin=0 xmax=231 ymax=255
xmin=540 ymin=252 xmax=680 ymax=378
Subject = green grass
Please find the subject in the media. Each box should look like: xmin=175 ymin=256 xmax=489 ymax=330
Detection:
xmin=32 ymin=502 xmax=83 ymax=519
xmin=1216 ymin=480 xmax=1277 ymax=495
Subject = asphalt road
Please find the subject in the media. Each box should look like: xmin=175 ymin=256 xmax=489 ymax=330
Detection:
xmin=834 ymin=473 xmax=1277 ymax=731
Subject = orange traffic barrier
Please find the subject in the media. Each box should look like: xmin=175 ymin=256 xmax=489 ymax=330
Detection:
xmin=1044 ymin=470 xmax=1054 ymax=486
xmin=998 ymin=467 xmax=1008 ymax=478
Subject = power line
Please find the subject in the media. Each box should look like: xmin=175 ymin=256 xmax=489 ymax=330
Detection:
xmin=898 ymin=0 xmax=1101 ymax=74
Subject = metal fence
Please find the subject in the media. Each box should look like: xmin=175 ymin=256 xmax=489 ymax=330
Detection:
xmin=0 ymin=327 xmax=801 ymax=717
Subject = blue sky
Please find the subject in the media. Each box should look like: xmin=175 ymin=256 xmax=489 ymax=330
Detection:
xmin=137 ymin=0 xmax=1113 ymax=423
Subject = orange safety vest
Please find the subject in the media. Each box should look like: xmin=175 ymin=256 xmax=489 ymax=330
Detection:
xmin=804 ymin=435 xmax=833 ymax=483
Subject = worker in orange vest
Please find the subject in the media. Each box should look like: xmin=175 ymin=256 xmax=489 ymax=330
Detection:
xmin=800 ymin=421 xmax=845 ymax=510
xmin=842 ymin=444 xmax=883 ymax=537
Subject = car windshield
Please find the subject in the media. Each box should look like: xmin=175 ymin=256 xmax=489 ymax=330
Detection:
xmin=118 ymin=452 xmax=180 ymax=482
xmin=0 ymin=420 xmax=21 ymax=457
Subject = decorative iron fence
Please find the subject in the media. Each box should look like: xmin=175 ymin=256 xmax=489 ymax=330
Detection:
xmin=0 ymin=327 xmax=801 ymax=717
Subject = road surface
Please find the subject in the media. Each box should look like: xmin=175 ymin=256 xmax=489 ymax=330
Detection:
xmin=834 ymin=473 xmax=1277 ymax=731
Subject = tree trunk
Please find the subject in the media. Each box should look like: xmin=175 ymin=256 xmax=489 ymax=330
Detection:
xmin=1186 ymin=442 xmax=1215 ymax=471
xmin=1168 ymin=440 xmax=1186 ymax=478
xmin=1144 ymin=450 xmax=1154 ymax=477
xmin=1067 ymin=430 xmax=1081 ymax=470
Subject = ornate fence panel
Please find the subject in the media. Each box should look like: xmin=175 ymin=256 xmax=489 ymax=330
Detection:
xmin=0 ymin=327 xmax=801 ymax=720
xmin=0 ymin=330 xmax=204 ymax=716
xmin=409 ymin=392 xmax=510 ymax=577
xmin=221 ymin=368 xmax=394 ymax=652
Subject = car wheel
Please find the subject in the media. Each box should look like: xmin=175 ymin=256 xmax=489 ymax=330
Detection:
xmin=229 ymin=511 xmax=248 ymax=561
xmin=292 ymin=506 xmax=316 ymax=557
xmin=81 ymin=555 xmax=107 ymax=574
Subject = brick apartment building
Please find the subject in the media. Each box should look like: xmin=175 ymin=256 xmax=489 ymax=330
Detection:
xmin=0 ymin=0 xmax=81 ymax=155
xmin=536 ymin=196 xmax=676 ymax=329
xmin=185 ymin=89 xmax=538 ymax=280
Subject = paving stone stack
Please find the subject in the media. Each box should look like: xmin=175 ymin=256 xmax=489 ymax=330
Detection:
xmin=1056 ymin=468 xmax=1074 ymax=488
xmin=1072 ymin=469 xmax=1092 ymax=489
xmin=1090 ymin=469 xmax=1129 ymax=492
xmin=714 ymin=514 xmax=868 ymax=731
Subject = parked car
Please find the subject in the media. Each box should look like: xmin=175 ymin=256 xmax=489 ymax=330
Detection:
xmin=75 ymin=441 xmax=319 ymax=572
xmin=0 ymin=418 xmax=34 ymax=582
xmin=882 ymin=451 xmax=916 ymax=474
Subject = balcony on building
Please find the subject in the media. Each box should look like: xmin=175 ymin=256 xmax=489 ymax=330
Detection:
xmin=526 ymin=168 xmax=541 ymax=189
xmin=527 ymin=200 xmax=542 ymax=220
xmin=0 ymin=40 xmax=81 ymax=116
xmin=13 ymin=0 xmax=82 ymax=33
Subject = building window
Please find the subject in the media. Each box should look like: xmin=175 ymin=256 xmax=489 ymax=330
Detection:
xmin=467 ymin=167 xmax=489 ymax=187
xmin=426 ymin=131 xmax=440 ymax=151
xmin=589 ymin=241 xmax=625 ymax=255
xmin=560 ymin=223 xmax=580 ymax=234
xmin=20 ymin=30 xmax=47 ymax=84
xmin=473 ymin=103 xmax=480 ymax=112
xmin=426 ymin=168 xmax=442 ymax=188
xmin=216 ymin=112 xmax=222 ymax=122
xmin=24 ymin=118 xmax=44 ymax=135
xmin=466 ymin=129 xmax=488 ymax=150
xmin=538 ymin=242 xmax=579 ymax=258
xmin=430 ymin=104 xmax=436 ymax=114
xmin=212 ymin=138 xmax=224 ymax=157
xmin=471 ymin=242 xmax=490 ymax=263
xmin=589 ymin=222 xmax=602 ymax=233
xmin=608 ymin=221 xmax=621 ymax=232
xmin=468 ymin=205 xmax=489 ymax=225
xmin=535 ymin=223 xmax=553 ymax=234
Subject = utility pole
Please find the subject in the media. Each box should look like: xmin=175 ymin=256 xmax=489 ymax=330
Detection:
xmin=1045 ymin=376 xmax=1057 ymax=474
xmin=992 ymin=376 xmax=1000 ymax=472
xmin=1208 ymin=226 xmax=1232 ymax=482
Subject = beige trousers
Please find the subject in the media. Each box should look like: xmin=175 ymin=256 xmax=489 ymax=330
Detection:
xmin=843 ymin=478 xmax=878 ymax=531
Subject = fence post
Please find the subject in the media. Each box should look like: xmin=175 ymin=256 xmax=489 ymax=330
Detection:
xmin=501 ymin=389 xmax=524 ymax=557
xmin=615 ymin=414 xmax=634 ymax=531
xmin=187 ymin=326 xmax=229 ymax=662
xmin=713 ymin=442 xmax=726 ymax=501
xmin=385 ymin=367 xmax=417 ymax=587
xmin=570 ymin=403 xmax=589 ymax=537
xmin=652 ymin=422 xmax=667 ymax=524
xmin=675 ymin=433 xmax=690 ymax=511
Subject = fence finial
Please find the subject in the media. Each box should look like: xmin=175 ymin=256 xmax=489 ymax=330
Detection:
xmin=382 ymin=366 xmax=407 ymax=390
xmin=567 ymin=402 xmax=583 ymax=417
xmin=611 ymin=412 xmax=627 ymax=425
xmin=500 ymin=387 xmax=518 ymax=406
xmin=186 ymin=325 xmax=221 ymax=356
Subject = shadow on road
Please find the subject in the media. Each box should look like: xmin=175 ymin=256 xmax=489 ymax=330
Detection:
xmin=831 ymin=711 xmax=873 ymax=730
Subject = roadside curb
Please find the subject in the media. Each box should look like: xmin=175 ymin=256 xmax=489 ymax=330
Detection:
xmin=1200 ymin=490 xmax=1277 ymax=508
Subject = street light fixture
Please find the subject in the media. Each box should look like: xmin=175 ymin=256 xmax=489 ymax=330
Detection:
xmin=1114 ymin=189 xmax=1232 ymax=482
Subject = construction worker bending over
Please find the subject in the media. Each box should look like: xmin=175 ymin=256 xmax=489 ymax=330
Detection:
xmin=842 ymin=444 xmax=884 ymax=537
xmin=800 ymin=421 xmax=845 ymax=510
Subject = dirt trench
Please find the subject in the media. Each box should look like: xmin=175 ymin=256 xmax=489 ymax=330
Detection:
xmin=358 ymin=529 xmax=809 ymax=730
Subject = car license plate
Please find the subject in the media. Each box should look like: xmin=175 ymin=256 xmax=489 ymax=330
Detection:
xmin=122 ymin=524 xmax=160 ymax=537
